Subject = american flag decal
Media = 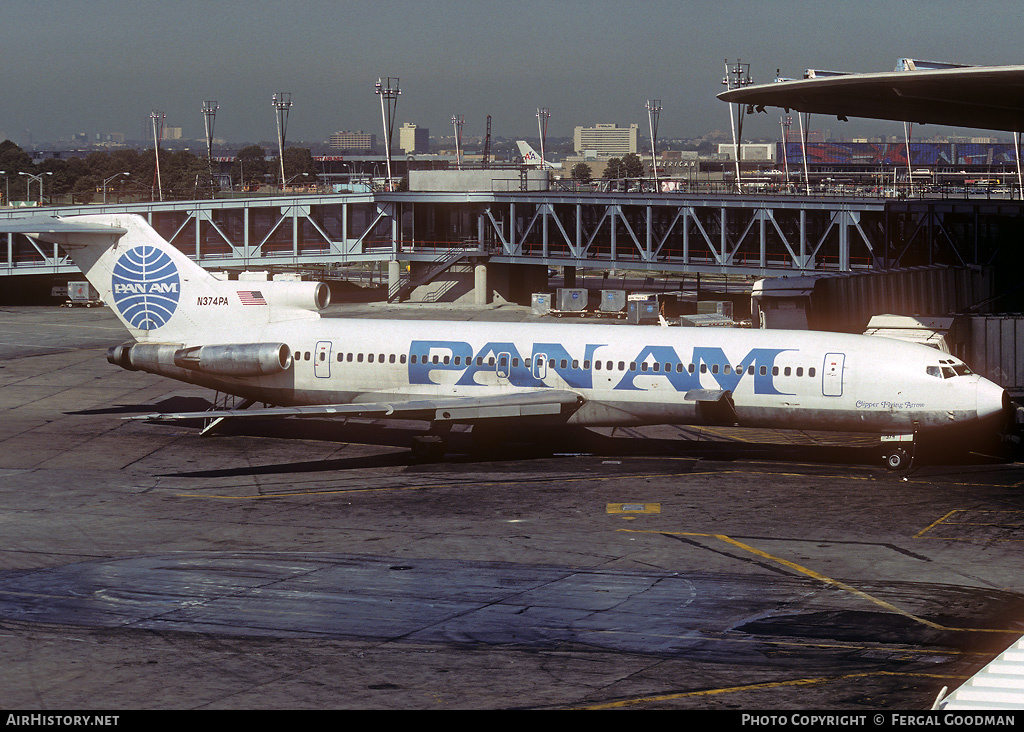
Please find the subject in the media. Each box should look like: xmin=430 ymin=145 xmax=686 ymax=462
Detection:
xmin=237 ymin=290 xmax=267 ymax=305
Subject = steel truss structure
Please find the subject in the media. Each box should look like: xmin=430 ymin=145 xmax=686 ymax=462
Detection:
xmin=1 ymin=191 xmax=1018 ymax=277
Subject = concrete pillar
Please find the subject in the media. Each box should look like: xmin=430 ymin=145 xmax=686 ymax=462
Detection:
xmin=388 ymin=260 xmax=401 ymax=295
xmin=474 ymin=262 xmax=488 ymax=305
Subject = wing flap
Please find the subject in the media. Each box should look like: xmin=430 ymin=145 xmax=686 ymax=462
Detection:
xmin=126 ymin=390 xmax=583 ymax=423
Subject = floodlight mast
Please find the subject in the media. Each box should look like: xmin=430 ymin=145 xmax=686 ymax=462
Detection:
xmin=722 ymin=59 xmax=752 ymax=192
xmin=375 ymin=78 xmax=401 ymax=189
xmin=780 ymin=115 xmax=792 ymax=184
xmin=451 ymin=115 xmax=465 ymax=170
xmin=272 ymin=93 xmax=292 ymax=187
xmin=150 ymin=110 xmax=165 ymax=201
xmin=646 ymin=99 xmax=662 ymax=188
xmin=536 ymin=107 xmax=550 ymax=168
xmin=202 ymin=101 xmax=219 ymax=190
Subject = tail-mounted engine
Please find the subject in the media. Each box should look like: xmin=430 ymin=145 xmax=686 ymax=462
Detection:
xmin=107 ymin=342 xmax=293 ymax=377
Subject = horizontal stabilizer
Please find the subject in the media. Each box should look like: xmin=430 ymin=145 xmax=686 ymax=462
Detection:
xmin=126 ymin=390 xmax=584 ymax=424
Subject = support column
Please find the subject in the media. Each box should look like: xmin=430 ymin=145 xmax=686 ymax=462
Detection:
xmin=388 ymin=259 xmax=401 ymax=294
xmin=474 ymin=262 xmax=488 ymax=305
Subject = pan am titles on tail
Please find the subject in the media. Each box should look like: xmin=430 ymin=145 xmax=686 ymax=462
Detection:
xmin=17 ymin=213 xmax=1012 ymax=469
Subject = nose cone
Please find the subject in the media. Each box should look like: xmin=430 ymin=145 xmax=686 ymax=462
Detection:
xmin=977 ymin=376 xmax=1010 ymax=425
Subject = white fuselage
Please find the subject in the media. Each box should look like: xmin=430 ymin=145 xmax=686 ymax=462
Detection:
xmin=147 ymin=317 xmax=1006 ymax=435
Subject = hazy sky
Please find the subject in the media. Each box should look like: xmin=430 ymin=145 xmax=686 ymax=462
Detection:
xmin=3 ymin=0 xmax=1023 ymax=146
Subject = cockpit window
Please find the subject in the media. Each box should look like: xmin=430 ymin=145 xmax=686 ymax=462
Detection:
xmin=928 ymin=361 xmax=974 ymax=378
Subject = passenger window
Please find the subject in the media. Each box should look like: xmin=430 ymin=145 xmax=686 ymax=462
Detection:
xmin=583 ymin=360 xmax=590 ymax=370
xmin=559 ymin=359 xmax=567 ymax=368
xmin=700 ymin=364 xmax=707 ymax=374
xmin=629 ymin=362 xmax=637 ymax=371
xmin=389 ymin=354 xmax=396 ymax=364
xmin=432 ymin=355 xmax=439 ymax=364
xmin=368 ymin=353 xmax=375 ymax=363
xmin=784 ymin=367 xmax=791 ymax=376
xmin=641 ymin=363 xmax=649 ymax=372
xmin=319 ymin=352 xmax=325 ymax=362
xmin=723 ymin=365 xmax=731 ymax=375
xmin=357 ymin=353 xmax=364 ymax=363
xmin=772 ymin=366 xmax=779 ymax=376
xmin=796 ymin=367 xmax=803 ymax=377
xmin=443 ymin=355 xmax=450 ymax=365
xmin=400 ymin=354 xmax=407 ymax=364
xmin=513 ymin=358 xmax=519 ymax=367
xmin=760 ymin=366 xmax=767 ymax=376
xmin=347 ymin=353 xmax=353 ymax=362
xmin=711 ymin=364 xmax=719 ymax=374
xmin=808 ymin=367 xmax=815 ymax=377
xmin=618 ymin=361 xmax=625 ymax=370
xmin=595 ymin=361 xmax=602 ymax=371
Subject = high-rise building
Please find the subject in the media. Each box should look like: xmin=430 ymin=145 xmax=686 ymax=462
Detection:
xmin=573 ymin=123 xmax=639 ymax=155
xmin=329 ymin=130 xmax=377 ymax=151
xmin=399 ymin=123 xmax=429 ymax=154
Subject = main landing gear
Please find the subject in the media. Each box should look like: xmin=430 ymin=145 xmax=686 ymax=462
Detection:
xmin=410 ymin=422 xmax=452 ymax=461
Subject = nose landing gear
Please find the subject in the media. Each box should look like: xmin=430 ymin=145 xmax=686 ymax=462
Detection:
xmin=881 ymin=422 xmax=919 ymax=476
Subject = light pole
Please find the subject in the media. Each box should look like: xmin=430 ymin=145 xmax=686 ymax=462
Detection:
xmin=375 ymin=78 xmax=400 ymax=189
xmin=103 ymin=172 xmax=130 ymax=204
xmin=645 ymin=99 xmax=662 ymax=189
xmin=19 ymin=171 xmax=52 ymax=205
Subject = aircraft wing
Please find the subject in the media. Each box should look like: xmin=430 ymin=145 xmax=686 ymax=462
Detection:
xmin=126 ymin=389 xmax=584 ymax=424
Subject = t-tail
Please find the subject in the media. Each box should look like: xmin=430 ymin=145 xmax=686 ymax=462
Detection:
xmin=32 ymin=213 xmax=330 ymax=344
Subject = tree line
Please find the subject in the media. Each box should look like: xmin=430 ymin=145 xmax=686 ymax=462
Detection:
xmin=0 ymin=140 xmax=320 ymax=204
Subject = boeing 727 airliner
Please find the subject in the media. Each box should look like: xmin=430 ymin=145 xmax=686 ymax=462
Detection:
xmin=17 ymin=213 xmax=1011 ymax=470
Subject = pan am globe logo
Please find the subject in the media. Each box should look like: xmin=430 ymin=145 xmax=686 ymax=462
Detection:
xmin=111 ymin=245 xmax=181 ymax=330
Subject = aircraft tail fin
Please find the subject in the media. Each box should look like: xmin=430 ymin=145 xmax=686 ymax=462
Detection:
xmin=516 ymin=140 xmax=543 ymax=166
xmin=34 ymin=213 xmax=328 ymax=343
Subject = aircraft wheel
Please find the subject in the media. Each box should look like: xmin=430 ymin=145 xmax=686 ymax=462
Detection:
xmin=885 ymin=448 xmax=909 ymax=471
xmin=411 ymin=435 xmax=446 ymax=462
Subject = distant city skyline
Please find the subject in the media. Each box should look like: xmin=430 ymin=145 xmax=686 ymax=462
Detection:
xmin=2 ymin=0 xmax=1022 ymax=147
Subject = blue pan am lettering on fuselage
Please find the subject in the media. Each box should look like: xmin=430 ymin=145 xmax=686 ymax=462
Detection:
xmin=409 ymin=339 xmax=795 ymax=395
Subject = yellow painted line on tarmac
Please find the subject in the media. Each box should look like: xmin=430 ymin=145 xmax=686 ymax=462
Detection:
xmin=621 ymin=529 xmax=1021 ymax=635
xmin=576 ymin=671 xmax=965 ymax=710
xmin=916 ymin=509 xmax=1024 ymax=542
xmin=173 ymin=471 xmax=696 ymax=500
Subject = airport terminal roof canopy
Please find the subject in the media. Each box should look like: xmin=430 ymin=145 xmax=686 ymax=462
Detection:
xmin=717 ymin=60 xmax=1024 ymax=132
